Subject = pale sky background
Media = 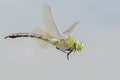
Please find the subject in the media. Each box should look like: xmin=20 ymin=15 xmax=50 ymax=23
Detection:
xmin=0 ymin=0 xmax=120 ymax=80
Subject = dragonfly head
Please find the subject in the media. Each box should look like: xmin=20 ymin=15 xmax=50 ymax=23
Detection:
xmin=75 ymin=40 xmax=84 ymax=51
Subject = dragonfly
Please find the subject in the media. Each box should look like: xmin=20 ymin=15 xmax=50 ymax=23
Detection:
xmin=4 ymin=5 xmax=84 ymax=60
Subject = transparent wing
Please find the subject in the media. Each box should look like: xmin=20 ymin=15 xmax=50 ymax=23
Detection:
xmin=63 ymin=21 xmax=80 ymax=35
xmin=36 ymin=39 xmax=49 ymax=48
xmin=34 ymin=4 xmax=62 ymax=48
xmin=43 ymin=4 xmax=62 ymax=37
xmin=35 ymin=28 xmax=53 ymax=48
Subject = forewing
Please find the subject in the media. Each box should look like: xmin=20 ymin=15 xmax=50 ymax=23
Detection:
xmin=43 ymin=4 xmax=62 ymax=37
xmin=63 ymin=21 xmax=80 ymax=35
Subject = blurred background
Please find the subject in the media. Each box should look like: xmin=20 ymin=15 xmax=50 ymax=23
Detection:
xmin=0 ymin=0 xmax=120 ymax=80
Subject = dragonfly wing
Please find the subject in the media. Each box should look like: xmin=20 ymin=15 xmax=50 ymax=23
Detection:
xmin=43 ymin=4 xmax=62 ymax=37
xmin=35 ymin=28 xmax=52 ymax=48
xmin=63 ymin=21 xmax=80 ymax=35
xmin=36 ymin=38 xmax=50 ymax=48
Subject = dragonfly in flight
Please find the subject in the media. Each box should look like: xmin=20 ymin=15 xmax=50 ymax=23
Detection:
xmin=5 ymin=5 xmax=84 ymax=60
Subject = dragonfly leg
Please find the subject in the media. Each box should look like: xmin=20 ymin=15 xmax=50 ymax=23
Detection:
xmin=74 ymin=43 xmax=76 ymax=53
xmin=56 ymin=47 xmax=68 ymax=53
xmin=56 ymin=47 xmax=74 ymax=60
xmin=66 ymin=49 xmax=73 ymax=60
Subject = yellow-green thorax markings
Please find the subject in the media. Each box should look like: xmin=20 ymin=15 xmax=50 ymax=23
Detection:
xmin=48 ymin=36 xmax=84 ymax=51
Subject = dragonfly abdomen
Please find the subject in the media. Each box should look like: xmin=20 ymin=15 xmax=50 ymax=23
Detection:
xmin=4 ymin=33 xmax=48 ymax=41
xmin=5 ymin=33 xmax=34 ymax=38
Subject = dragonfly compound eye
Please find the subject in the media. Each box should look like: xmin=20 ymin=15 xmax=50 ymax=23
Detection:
xmin=76 ymin=41 xmax=84 ymax=51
